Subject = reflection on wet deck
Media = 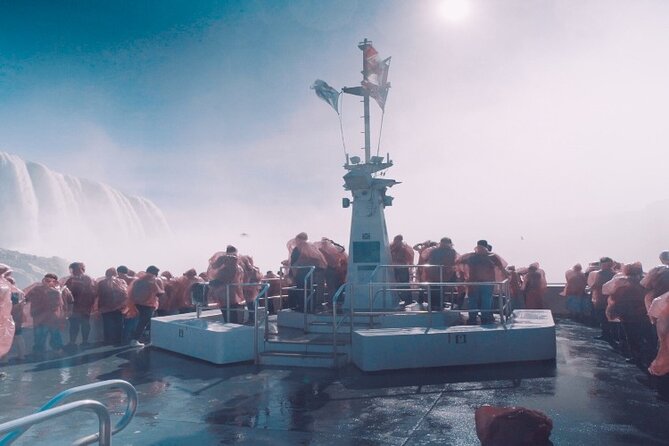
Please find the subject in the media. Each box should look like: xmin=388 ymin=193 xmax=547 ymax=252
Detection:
xmin=0 ymin=319 xmax=668 ymax=445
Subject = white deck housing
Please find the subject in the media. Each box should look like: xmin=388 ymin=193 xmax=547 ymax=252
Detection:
xmin=350 ymin=309 xmax=556 ymax=371
xmin=151 ymin=312 xmax=255 ymax=364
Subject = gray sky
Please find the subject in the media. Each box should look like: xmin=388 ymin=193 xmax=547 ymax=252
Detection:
xmin=1 ymin=0 xmax=668 ymax=279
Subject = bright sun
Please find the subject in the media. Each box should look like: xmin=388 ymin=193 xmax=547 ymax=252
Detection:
xmin=438 ymin=0 xmax=471 ymax=22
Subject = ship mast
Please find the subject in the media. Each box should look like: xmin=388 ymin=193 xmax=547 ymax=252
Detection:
xmin=361 ymin=38 xmax=372 ymax=164
xmin=341 ymin=38 xmax=399 ymax=310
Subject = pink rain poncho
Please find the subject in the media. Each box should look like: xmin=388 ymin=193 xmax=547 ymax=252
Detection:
xmin=287 ymin=234 xmax=327 ymax=271
xmin=412 ymin=241 xmax=436 ymax=282
xmin=390 ymin=237 xmax=414 ymax=266
xmin=315 ymin=238 xmax=347 ymax=270
xmin=239 ymin=255 xmax=263 ymax=304
xmin=0 ymin=278 xmax=16 ymax=357
xmin=603 ymin=264 xmax=646 ymax=322
xmin=172 ymin=269 xmax=204 ymax=310
xmin=521 ymin=264 xmax=547 ymax=310
xmin=457 ymin=247 xmax=508 ymax=283
xmin=641 ymin=265 xmax=669 ymax=311
xmin=97 ymin=268 xmax=129 ymax=314
xmin=475 ymin=405 xmax=553 ymax=446
xmin=128 ymin=272 xmax=164 ymax=309
xmin=207 ymin=253 xmax=245 ymax=307
xmin=648 ymin=292 xmax=669 ymax=376
xmin=25 ymin=280 xmax=72 ymax=329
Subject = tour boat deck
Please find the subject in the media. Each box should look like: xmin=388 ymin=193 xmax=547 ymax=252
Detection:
xmin=1 ymin=318 xmax=668 ymax=445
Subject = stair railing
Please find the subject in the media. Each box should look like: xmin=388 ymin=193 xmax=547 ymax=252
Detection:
xmin=0 ymin=379 xmax=137 ymax=445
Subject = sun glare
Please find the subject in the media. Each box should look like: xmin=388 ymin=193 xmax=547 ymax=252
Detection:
xmin=438 ymin=0 xmax=471 ymax=22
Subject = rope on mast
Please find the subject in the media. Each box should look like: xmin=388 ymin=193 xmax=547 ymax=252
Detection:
xmin=375 ymin=107 xmax=386 ymax=159
xmin=338 ymin=91 xmax=348 ymax=161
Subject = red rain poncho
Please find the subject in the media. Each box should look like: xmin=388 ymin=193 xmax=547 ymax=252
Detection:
xmin=390 ymin=239 xmax=414 ymax=266
xmin=171 ymin=269 xmax=204 ymax=310
xmin=207 ymin=253 xmax=245 ymax=307
xmin=287 ymin=236 xmax=327 ymax=271
xmin=65 ymin=273 xmax=97 ymax=317
xmin=97 ymin=268 xmax=129 ymax=314
xmin=648 ymin=292 xmax=669 ymax=376
xmin=128 ymin=272 xmax=164 ymax=309
xmin=521 ymin=264 xmax=547 ymax=310
xmin=25 ymin=281 xmax=73 ymax=329
xmin=457 ymin=247 xmax=508 ymax=283
xmin=475 ymin=405 xmax=553 ymax=446
xmin=239 ymin=255 xmax=263 ymax=304
xmin=0 ymin=278 xmax=15 ymax=357
xmin=603 ymin=265 xmax=646 ymax=323
xmin=641 ymin=265 xmax=669 ymax=311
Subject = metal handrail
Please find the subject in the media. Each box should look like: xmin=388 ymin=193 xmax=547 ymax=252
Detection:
xmin=251 ymin=283 xmax=270 ymax=363
xmin=279 ymin=265 xmax=316 ymax=331
xmin=0 ymin=379 xmax=138 ymax=445
xmin=370 ymin=263 xmax=452 ymax=282
xmin=331 ymin=283 xmax=351 ymax=363
xmin=0 ymin=400 xmax=111 ymax=446
xmin=367 ymin=278 xmax=511 ymax=327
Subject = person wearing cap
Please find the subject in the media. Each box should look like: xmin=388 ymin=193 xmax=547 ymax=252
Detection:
xmin=127 ymin=266 xmax=164 ymax=347
xmin=456 ymin=240 xmax=508 ymax=325
xmin=64 ymin=262 xmax=97 ymax=349
xmin=24 ymin=273 xmax=74 ymax=357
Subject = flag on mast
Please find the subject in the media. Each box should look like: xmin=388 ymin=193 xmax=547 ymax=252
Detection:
xmin=311 ymin=79 xmax=340 ymax=114
xmin=360 ymin=44 xmax=391 ymax=110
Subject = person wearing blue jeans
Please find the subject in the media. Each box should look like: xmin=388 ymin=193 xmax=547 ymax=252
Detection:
xmin=456 ymin=240 xmax=508 ymax=325
xmin=33 ymin=325 xmax=64 ymax=354
xmin=467 ymin=284 xmax=494 ymax=324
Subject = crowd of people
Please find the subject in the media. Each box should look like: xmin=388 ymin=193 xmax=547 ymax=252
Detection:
xmin=0 ymin=232 xmax=547 ymax=361
xmin=1 ymin=236 xmax=667 ymax=391
xmin=562 ymin=253 xmax=669 ymax=385
xmin=0 ymin=261 xmax=206 ymax=360
xmin=391 ymin=235 xmax=548 ymax=323
xmin=0 ymin=232 xmax=350 ymax=361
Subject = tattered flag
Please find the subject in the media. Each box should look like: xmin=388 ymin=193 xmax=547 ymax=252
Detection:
xmin=311 ymin=79 xmax=340 ymax=114
xmin=360 ymin=44 xmax=391 ymax=110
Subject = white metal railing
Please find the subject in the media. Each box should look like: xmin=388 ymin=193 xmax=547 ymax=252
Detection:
xmin=0 ymin=401 xmax=111 ymax=445
xmin=0 ymin=379 xmax=137 ymax=445
xmin=279 ymin=265 xmax=317 ymax=331
xmin=331 ymin=283 xmax=355 ymax=363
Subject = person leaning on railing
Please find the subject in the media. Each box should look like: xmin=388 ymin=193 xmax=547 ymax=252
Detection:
xmin=456 ymin=240 xmax=508 ymax=325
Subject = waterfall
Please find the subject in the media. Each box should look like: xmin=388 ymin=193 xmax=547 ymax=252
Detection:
xmin=0 ymin=152 xmax=170 ymax=254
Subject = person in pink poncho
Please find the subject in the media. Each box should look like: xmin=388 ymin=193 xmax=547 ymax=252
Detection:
xmin=287 ymin=232 xmax=326 ymax=312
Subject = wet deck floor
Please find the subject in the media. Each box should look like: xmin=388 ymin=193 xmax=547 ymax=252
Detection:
xmin=1 ymin=318 xmax=668 ymax=445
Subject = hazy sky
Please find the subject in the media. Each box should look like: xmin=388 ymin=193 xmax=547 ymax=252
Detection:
xmin=1 ymin=0 xmax=668 ymax=280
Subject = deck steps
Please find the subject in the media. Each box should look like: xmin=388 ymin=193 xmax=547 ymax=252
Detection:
xmin=259 ymin=325 xmax=350 ymax=368
xmin=258 ymin=351 xmax=348 ymax=368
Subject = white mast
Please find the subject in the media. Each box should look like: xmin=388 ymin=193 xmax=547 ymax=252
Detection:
xmin=342 ymin=39 xmax=399 ymax=310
